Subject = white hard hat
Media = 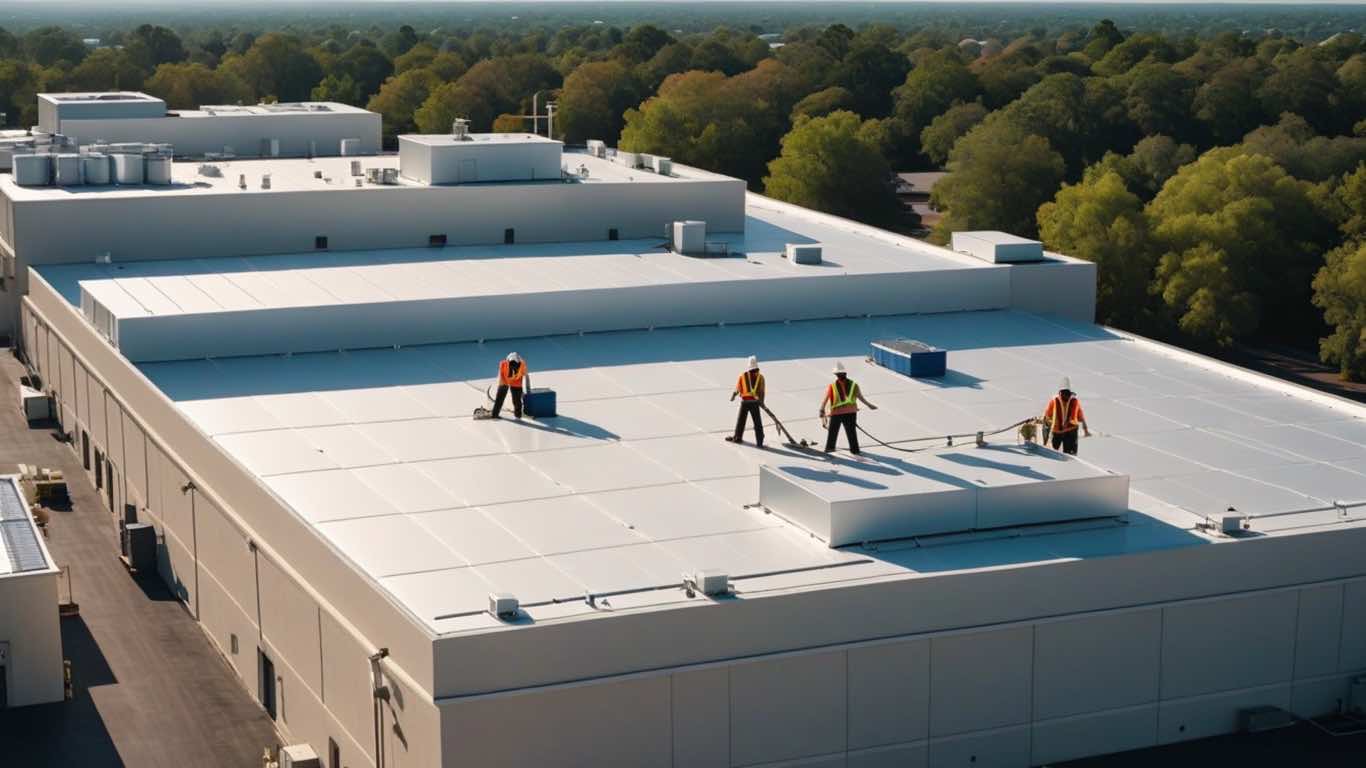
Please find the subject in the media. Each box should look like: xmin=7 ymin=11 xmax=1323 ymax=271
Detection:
xmin=747 ymin=355 xmax=759 ymax=370
xmin=1059 ymin=376 xmax=1071 ymax=391
xmin=832 ymin=361 xmax=846 ymax=374
xmin=507 ymin=352 xmax=521 ymax=363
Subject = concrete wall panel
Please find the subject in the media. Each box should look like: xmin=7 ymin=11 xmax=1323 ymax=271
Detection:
xmin=848 ymin=639 xmax=930 ymax=749
xmin=929 ymin=628 xmax=1032 ymax=738
xmin=1295 ymin=584 xmax=1344 ymax=679
xmin=192 ymin=495 xmax=257 ymax=618
xmin=927 ymin=725 xmax=1030 ymax=768
xmin=121 ymin=409 xmax=148 ymax=508
xmin=1161 ymin=592 xmax=1297 ymax=698
xmin=847 ymin=743 xmax=927 ymax=768
xmin=1339 ymin=581 xmax=1366 ymax=671
xmin=0 ymin=574 xmax=65 ymax=706
xmin=1156 ymin=684 xmax=1291 ymax=744
xmin=320 ymin=610 xmax=378 ymax=767
xmin=440 ymin=676 xmax=670 ymax=767
xmin=730 ymin=651 xmax=848 ymax=766
xmin=1290 ymin=674 xmax=1356 ymax=718
xmin=196 ymin=565 xmax=259 ymax=688
xmin=672 ymin=666 xmax=730 ymax=768
xmin=1033 ymin=609 xmax=1161 ymax=719
xmin=258 ymin=555 xmax=323 ymax=696
xmin=1030 ymin=706 xmax=1156 ymax=765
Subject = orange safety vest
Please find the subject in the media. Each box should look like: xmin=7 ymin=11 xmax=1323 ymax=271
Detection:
xmin=499 ymin=359 xmax=526 ymax=388
xmin=1045 ymin=395 xmax=1082 ymax=433
xmin=828 ymin=379 xmax=859 ymax=411
xmin=736 ymin=371 xmax=764 ymax=401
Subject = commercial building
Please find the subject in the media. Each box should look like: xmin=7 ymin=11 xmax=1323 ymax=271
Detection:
xmin=33 ymin=91 xmax=381 ymax=160
xmin=3 ymin=94 xmax=1366 ymax=767
xmin=0 ymin=475 xmax=64 ymax=709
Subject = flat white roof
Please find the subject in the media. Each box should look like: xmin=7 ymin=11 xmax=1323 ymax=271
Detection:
xmin=0 ymin=149 xmax=720 ymax=201
xmin=40 ymin=91 xmax=160 ymax=104
xmin=133 ymin=310 xmax=1366 ymax=636
xmin=399 ymin=132 xmax=561 ymax=146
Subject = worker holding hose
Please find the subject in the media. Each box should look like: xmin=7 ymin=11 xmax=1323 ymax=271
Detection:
xmin=492 ymin=352 xmax=529 ymax=419
xmin=1042 ymin=377 xmax=1090 ymax=455
xmin=820 ymin=362 xmax=877 ymax=454
xmin=726 ymin=355 xmax=765 ymax=448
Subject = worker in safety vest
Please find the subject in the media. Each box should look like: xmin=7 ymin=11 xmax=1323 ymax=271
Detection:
xmin=1042 ymin=377 xmax=1090 ymax=455
xmin=492 ymin=352 xmax=529 ymax=419
xmin=727 ymin=355 xmax=765 ymax=447
xmin=819 ymin=362 xmax=877 ymax=454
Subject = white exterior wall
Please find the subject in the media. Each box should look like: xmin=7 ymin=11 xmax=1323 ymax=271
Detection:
xmin=39 ymin=94 xmax=167 ymax=133
xmin=0 ymin=571 xmax=65 ymax=708
xmin=438 ymin=576 xmax=1366 ymax=767
xmin=399 ymin=136 xmax=563 ymax=184
xmin=54 ymin=112 xmax=381 ymax=159
xmin=19 ymin=285 xmax=441 ymax=767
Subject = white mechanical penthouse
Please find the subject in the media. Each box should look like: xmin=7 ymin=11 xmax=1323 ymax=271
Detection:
xmin=2 ymin=109 xmax=1366 ymax=767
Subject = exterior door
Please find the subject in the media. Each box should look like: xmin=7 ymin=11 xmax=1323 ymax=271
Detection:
xmin=258 ymin=650 xmax=276 ymax=720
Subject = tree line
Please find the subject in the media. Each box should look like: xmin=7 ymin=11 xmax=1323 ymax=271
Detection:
xmin=0 ymin=20 xmax=1363 ymax=378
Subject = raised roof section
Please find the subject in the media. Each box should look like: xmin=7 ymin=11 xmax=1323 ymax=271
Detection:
xmin=398 ymin=132 xmax=563 ymax=185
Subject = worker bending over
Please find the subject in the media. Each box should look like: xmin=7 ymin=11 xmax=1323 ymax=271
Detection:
xmin=727 ymin=356 xmax=765 ymax=448
xmin=1042 ymin=377 xmax=1090 ymax=454
xmin=820 ymin=362 xmax=877 ymax=454
xmin=493 ymin=352 xmax=529 ymax=419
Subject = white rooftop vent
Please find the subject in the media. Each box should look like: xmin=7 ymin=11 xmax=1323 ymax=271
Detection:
xmin=651 ymin=155 xmax=672 ymax=175
xmin=488 ymin=593 xmax=519 ymax=619
xmin=260 ymin=173 xmax=272 ymax=190
xmin=690 ymin=570 xmax=729 ymax=597
xmin=951 ymin=231 xmax=1044 ymax=264
xmin=785 ymin=243 xmax=823 ymax=265
xmin=452 ymin=118 xmax=471 ymax=141
xmin=586 ymin=139 xmax=606 ymax=158
xmin=671 ymin=220 xmax=706 ymax=256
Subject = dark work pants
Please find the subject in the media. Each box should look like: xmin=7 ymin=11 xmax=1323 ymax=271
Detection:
xmin=1051 ymin=429 xmax=1078 ymax=455
xmin=733 ymin=401 xmax=764 ymax=445
xmin=825 ymin=413 xmax=860 ymax=454
xmin=493 ymin=385 xmax=523 ymax=418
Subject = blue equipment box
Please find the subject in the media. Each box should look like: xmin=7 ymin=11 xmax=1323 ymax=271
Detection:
xmin=870 ymin=339 xmax=946 ymax=378
xmin=524 ymin=388 xmax=557 ymax=417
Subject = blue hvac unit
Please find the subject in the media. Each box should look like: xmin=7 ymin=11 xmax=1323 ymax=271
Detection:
xmin=871 ymin=339 xmax=947 ymax=378
xmin=524 ymin=388 xmax=557 ymax=418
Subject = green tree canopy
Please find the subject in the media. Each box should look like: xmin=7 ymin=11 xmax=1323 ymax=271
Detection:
xmin=1313 ymin=238 xmax=1366 ymax=381
xmin=414 ymin=54 xmax=559 ymax=133
xmin=557 ymin=59 xmax=641 ymax=144
xmin=367 ymin=68 xmax=440 ymax=144
xmin=144 ymin=62 xmax=251 ymax=110
xmin=790 ymin=86 xmax=856 ymax=122
xmin=930 ymin=120 xmax=1066 ymax=239
xmin=65 ymin=48 xmax=147 ymax=93
xmin=764 ymin=111 xmax=900 ymax=226
xmin=331 ymin=43 xmax=393 ymax=104
xmin=220 ymin=33 xmax=323 ymax=102
xmin=23 ymin=26 xmax=86 ymax=67
xmin=1192 ymin=58 xmax=1268 ymax=145
xmin=125 ymin=24 xmax=188 ymax=72
xmin=919 ymin=101 xmax=987 ymax=167
xmin=1148 ymin=149 xmax=1339 ymax=345
xmin=1038 ymin=170 xmax=1156 ymax=328
xmin=892 ymin=50 xmax=979 ymax=153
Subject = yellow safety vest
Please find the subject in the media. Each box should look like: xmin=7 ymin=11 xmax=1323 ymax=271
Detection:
xmin=829 ymin=379 xmax=858 ymax=410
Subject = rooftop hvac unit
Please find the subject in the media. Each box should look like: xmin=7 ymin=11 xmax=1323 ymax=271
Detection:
xmin=586 ymin=139 xmax=606 ymax=158
xmin=12 ymin=154 xmax=50 ymax=186
xmin=381 ymin=168 xmax=399 ymax=185
xmin=784 ymin=243 xmax=822 ymax=265
xmin=340 ymin=138 xmax=360 ymax=156
xmin=279 ymin=744 xmax=321 ymax=768
xmin=651 ymin=155 xmax=672 ymax=175
xmin=111 ymin=153 xmax=143 ymax=185
xmin=82 ymin=153 xmax=111 ymax=185
xmin=261 ymin=174 xmax=272 ymax=190
xmin=671 ymin=220 xmax=706 ymax=256
xmin=365 ymin=167 xmax=381 ymax=184
xmin=144 ymin=156 xmax=172 ymax=186
xmin=19 ymin=383 xmax=53 ymax=423
xmin=690 ymin=570 xmax=729 ymax=597
xmin=349 ymin=160 xmax=362 ymax=177
xmin=54 ymin=153 xmax=83 ymax=186
xmin=121 ymin=522 xmax=156 ymax=574
xmin=197 ymin=163 xmax=222 ymax=178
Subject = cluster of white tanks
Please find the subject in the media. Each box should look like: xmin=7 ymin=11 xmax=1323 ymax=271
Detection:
xmin=12 ymin=142 xmax=175 ymax=187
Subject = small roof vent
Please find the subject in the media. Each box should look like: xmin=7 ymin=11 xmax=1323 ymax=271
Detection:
xmin=452 ymin=118 xmax=471 ymax=141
